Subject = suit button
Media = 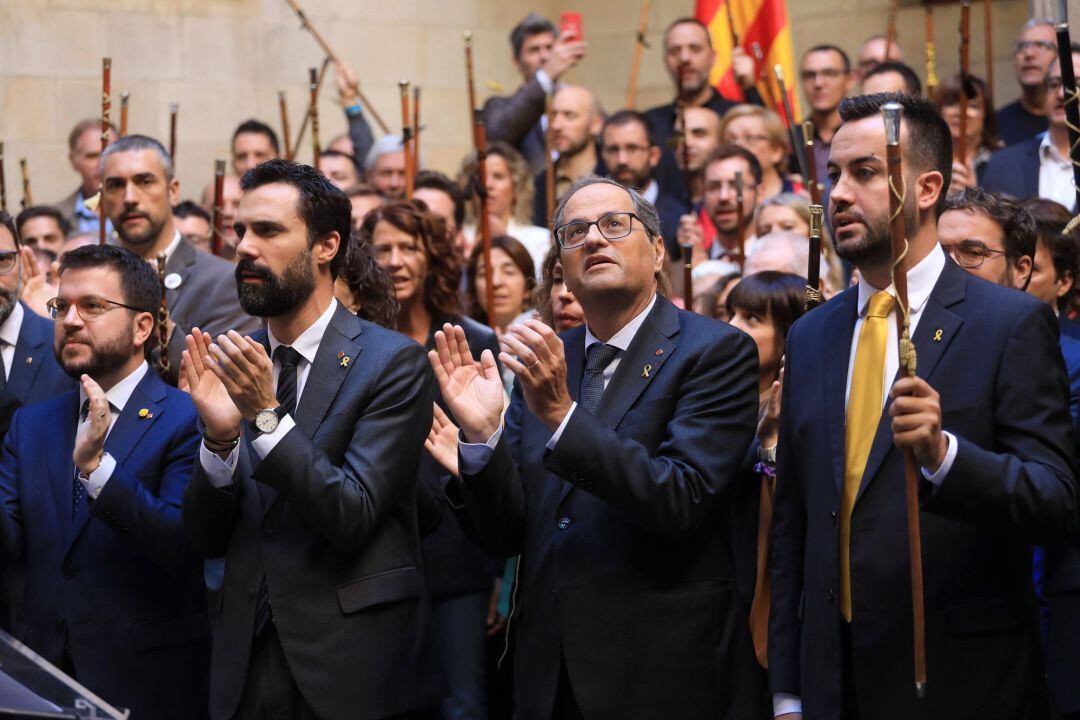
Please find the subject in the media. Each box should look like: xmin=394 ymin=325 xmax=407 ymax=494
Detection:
xmin=831 ymin=511 xmax=838 ymax=526
xmin=827 ymin=587 xmax=836 ymax=604
xmin=557 ymin=517 xmax=571 ymax=530
xmin=62 ymin=565 xmax=74 ymax=579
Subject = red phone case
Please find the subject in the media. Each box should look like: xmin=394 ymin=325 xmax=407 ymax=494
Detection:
xmin=560 ymin=12 xmax=583 ymax=41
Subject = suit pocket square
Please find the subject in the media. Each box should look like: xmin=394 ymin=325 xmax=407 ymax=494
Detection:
xmin=336 ymin=566 xmax=423 ymax=614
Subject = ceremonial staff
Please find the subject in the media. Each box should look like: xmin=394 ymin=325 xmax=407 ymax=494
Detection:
xmin=883 ymin=101 xmax=928 ymax=699
xmin=957 ymin=0 xmax=972 ymax=166
xmin=545 ymin=93 xmax=556 ymax=228
xmin=100 ymin=57 xmax=111 ymax=245
xmin=154 ymin=254 xmax=171 ymax=377
xmin=775 ymin=65 xmax=810 ymax=183
xmin=803 ymin=120 xmax=822 ymax=205
xmin=1054 ymin=1 xmax=1080 ymax=233
xmin=413 ymin=85 xmax=422 ymax=175
xmin=169 ymin=103 xmax=178 ymax=162
xmin=211 ymin=160 xmax=225 ymax=257
xmin=120 ymin=91 xmax=129 ymax=137
xmin=292 ymin=58 xmax=330 ymax=158
xmin=282 ymin=0 xmax=390 ymax=134
xmin=734 ymin=170 xmax=746 ymax=271
xmin=983 ymin=0 xmax=993 ymax=100
xmin=0 ymin=142 xmax=6 ymax=213
xmin=278 ymin=91 xmax=293 ymax=161
xmin=626 ymin=0 xmax=651 ymax=109
xmin=752 ymin=42 xmax=778 ymax=112
xmin=19 ymin=159 xmax=31 ymax=209
xmin=924 ymin=2 xmax=938 ymax=93
xmin=399 ymin=80 xmax=414 ymax=199
xmin=675 ymin=73 xmax=693 ymax=308
xmin=805 ymin=204 xmax=824 ymax=311
xmin=464 ymin=32 xmax=496 ymax=330
xmin=885 ymin=0 xmax=899 ymax=61
xmin=309 ymin=67 xmax=321 ymax=171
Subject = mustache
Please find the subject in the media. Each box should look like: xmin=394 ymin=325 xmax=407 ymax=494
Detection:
xmin=235 ymin=259 xmax=275 ymax=283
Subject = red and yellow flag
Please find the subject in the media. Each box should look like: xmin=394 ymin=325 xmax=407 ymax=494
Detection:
xmin=696 ymin=0 xmax=800 ymax=124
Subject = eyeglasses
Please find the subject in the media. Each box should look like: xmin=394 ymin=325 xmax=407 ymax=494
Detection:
xmin=0 ymin=251 xmax=17 ymax=276
xmin=601 ymin=144 xmax=651 ymax=157
xmin=1013 ymin=40 xmax=1056 ymax=54
xmin=800 ymin=69 xmax=846 ymax=82
xmin=555 ymin=212 xmax=646 ymax=250
xmin=46 ymin=295 xmax=150 ymax=320
xmin=941 ymin=241 xmax=1008 ymax=269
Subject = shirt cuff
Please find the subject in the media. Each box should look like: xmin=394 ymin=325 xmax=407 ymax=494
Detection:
xmin=920 ymin=430 xmax=957 ymax=486
xmin=773 ymin=693 xmax=802 ymax=717
xmin=535 ymin=69 xmax=555 ymax=94
xmin=251 ymin=415 xmax=296 ymax=459
xmin=458 ymin=425 xmax=503 ymax=475
xmin=199 ymin=441 xmax=239 ymax=488
xmin=545 ymin=402 xmax=577 ymax=450
xmin=83 ymin=452 xmax=115 ymax=499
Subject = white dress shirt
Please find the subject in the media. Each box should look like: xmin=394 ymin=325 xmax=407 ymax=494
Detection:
xmin=1039 ymin=132 xmax=1076 ymax=212
xmin=463 ymin=220 xmax=553 ymax=279
xmin=0 ymin=302 xmax=24 ymax=379
xmin=198 ymin=298 xmax=338 ymax=487
xmin=77 ymin=361 xmax=150 ymax=498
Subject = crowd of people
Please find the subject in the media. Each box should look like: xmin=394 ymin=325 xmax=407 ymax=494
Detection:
xmin=0 ymin=8 xmax=1078 ymax=720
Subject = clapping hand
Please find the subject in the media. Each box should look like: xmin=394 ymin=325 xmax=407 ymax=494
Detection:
xmin=182 ymin=328 xmax=242 ymax=448
xmin=425 ymin=403 xmax=460 ymax=477
xmin=73 ymin=374 xmax=110 ymax=476
xmin=499 ymin=320 xmax=572 ymax=433
xmin=428 ymin=324 xmax=505 ymax=444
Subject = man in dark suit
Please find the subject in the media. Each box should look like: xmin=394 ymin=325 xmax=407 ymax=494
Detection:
xmin=0 ymin=244 xmax=208 ymax=718
xmin=430 ymin=175 xmax=762 ymax=719
xmin=182 ymin=159 xmax=443 ymax=720
xmin=100 ymin=134 xmax=260 ymax=385
xmin=483 ymin=13 xmax=586 ymax=176
xmin=769 ymin=92 xmax=1077 ymax=720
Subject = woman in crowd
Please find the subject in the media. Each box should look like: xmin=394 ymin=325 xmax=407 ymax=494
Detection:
xmin=334 ymin=235 xmax=399 ymax=328
xmin=466 ymin=234 xmax=537 ymax=335
xmin=694 ymin=272 xmax=742 ymax=320
xmin=753 ymin=193 xmax=845 ymax=298
xmin=719 ymin=104 xmax=804 ymax=201
xmin=533 ymin=245 xmax=586 ymax=333
xmin=933 ymin=72 xmax=1004 ymax=191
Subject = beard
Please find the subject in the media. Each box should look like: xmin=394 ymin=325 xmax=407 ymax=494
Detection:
xmin=0 ymin=279 xmax=22 ymax=327
xmin=115 ymin=209 xmax=168 ymax=246
xmin=612 ymin=164 xmax=651 ymax=191
xmin=236 ymin=248 xmax=316 ymax=318
xmin=833 ymin=201 xmax=918 ymax=268
xmin=56 ymin=324 xmax=134 ymax=379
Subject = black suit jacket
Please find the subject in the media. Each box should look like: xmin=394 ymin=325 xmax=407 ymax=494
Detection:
xmin=980 ymin=136 xmax=1041 ymax=202
xmin=769 ymin=258 xmax=1078 ymax=720
xmin=183 ymin=303 xmax=444 ymax=720
xmin=454 ymin=295 xmax=764 ymax=719
xmin=483 ymin=76 xmax=549 ymax=176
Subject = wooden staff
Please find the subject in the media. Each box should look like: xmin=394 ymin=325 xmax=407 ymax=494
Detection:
xmin=734 ymin=170 xmax=746 ymax=271
xmin=775 ymin=65 xmax=810 ymax=181
xmin=413 ymin=85 xmax=421 ymax=173
xmin=309 ymin=67 xmax=321 ymax=170
xmin=676 ymin=73 xmax=694 ymax=308
xmin=805 ymin=204 xmax=824 ymax=311
xmin=211 ymin=160 xmax=225 ymax=257
xmin=626 ymin=0 xmax=651 ymax=109
xmin=885 ymin=0 xmax=899 ymax=61
xmin=465 ymin=32 xmax=496 ymax=330
xmin=169 ymin=103 xmax=178 ymax=161
xmin=752 ymin=42 xmax=778 ymax=111
xmin=1055 ymin=3 xmax=1080 ymax=227
xmin=400 ymin=80 xmax=414 ymax=199
xmin=983 ymin=0 xmax=993 ymax=100
xmin=155 ymin=254 xmax=171 ymax=378
xmin=803 ymin=120 xmax=821 ymax=205
xmin=0 ymin=142 xmax=6 ymax=213
xmin=282 ymin=0 xmax=390 ymax=134
xmin=924 ymin=3 xmax=938 ymax=93
xmin=882 ymin=100 xmax=928 ymax=700
xmin=292 ymin=58 xmax=330 ymax=157
xmin=278 ymin=91 xmax=293 ymax=161
xmin=545 ymin=93 xmax=556 ymax=228
xmin=100 ymin=57 xmax=111 ymax=245
xmin=957 ymin=0 xmax=971 ymax=165
xmin=19 ymin=159 xmax=31 ymax=209
xmin=120 ymin=91 xmax=129 ymax=137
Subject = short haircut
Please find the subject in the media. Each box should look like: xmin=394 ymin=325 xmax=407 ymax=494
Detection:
xmin=601 ymin=110 xmax=656 ymax=148
xmin=240 ymin=159 xmax=350 ymax=279
xmin=552 ymin=175 xmax=662 ymax=243
xmin=67 ymin=119 xmax=118 ymax=152
xmin=839 ymin=92 xmax=952 ymax=215
xmin=863 ymin=61 xmax=923 ymax=95
xmin=16 ymin=206 xmax=71 ymax=238
xmin=510 ymin=13 xmax=556 ymax=59
xmin=173 ymin=200 xmax=211 ymax=223
xmin=726 ymin=270 xmax=807 ymax=350
xmin=364 ymin=134 xmax=404 ymax=172
xmin=1022 ymin=18 xmax=1055 ymax=31
xmin=232 ymin=119 xmax=280 ymax=155
xmin=101 ymin=134 xmax=175 ymax=182
xmin=804 ymin=44 xmax=852 ymax=74
xmin=415 ymin=170 xmax=466 ymax=230
xmin=704 ymin=143 xmax=764 ymax=186
xmin=945 ymin=187 xmax=1037 ymax=262
xmin=0 ymin=211 xmax=18 ymax=248
xmin=466 ymin=235 xmax=536 ymax=324
xmin=663 ymin=17 xmax=713 ymax=50
xmin=1021 ymin=198 xmax=1079 ymax=311
xmin=58 ymin=244 xmax=160 ymax=314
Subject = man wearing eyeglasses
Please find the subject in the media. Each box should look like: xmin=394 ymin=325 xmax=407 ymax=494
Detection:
xmin=0 ymin=243 xmax=209 ymax=718
xmin=797 ymin=45 xmax=854 ymax=199
xmin=429 ymin=175 xmax=763 ymax=719
xmin=996 ymin=19 xmax=1058 ymax=147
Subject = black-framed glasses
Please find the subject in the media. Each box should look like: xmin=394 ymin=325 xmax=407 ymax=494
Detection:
xmin=941 ymin=241 xmax=1007 ymax=269
xmin=1013 ymin=40 xmax=1056 ymax=55
xmin=0 ymin=251 xmax=17 ymax=276
xmin=46 ymin=295 xmax=150 ymax=320
xmin=554 ymin=212 xmax=646 ymax=250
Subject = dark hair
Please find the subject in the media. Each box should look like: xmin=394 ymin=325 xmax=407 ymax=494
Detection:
xmin=173 ymin=200 xmax=211 ymax=223
xmin=466 ymin=235 xmax=537 ymax=325
xmin=945 ymin=187 xmax=1037 ymax=262
xmin=415 ymin=170 xmax=466 ymax=230
xmin=601 ymin=109 xmax=657 ymax=149
xmin=101 ymin=134 xmax=174 ymax=181
xmin=359 ymin=200 xmax=462 ymax=318
xmin=58 ymin=244 xmax=160 ymax=315
xmin=0 ymin=211 xmax=17 ymax=249
xmin=805 ymin=44 xmax=852 ymax=74
xmin=705 ymin=143 xmax=764 ymax=186
xmin=232 ymin=119 xmax=280 ymax=155
xmin=839 ymin=92 xmax=953 ymax=215
xmin=1021 ymin=198 xmax=1079 ymax=311
xmin=510 ymin=13 xmax=556 ymax=58
xmin=320 ymin=149 xmax=358 ymax=165
xmin=663 ymin=17 xmax=713 ymax=50
xmin=240 ymin=159 xmax=350 ymax=279
xmin=863 ymin=61 xmax=923 ymax=95
xmin=695 ymin=272 xmax=742 ymax=318
xmin=16 ymin=206 xmax=71 ymax=240
xmin=931 ymin=73 xmax=1003 ymax=153
xmin=340 ymin=235 xmax=400 ymax=329
xmin=726 ymin=271 xmax=806 ymax=357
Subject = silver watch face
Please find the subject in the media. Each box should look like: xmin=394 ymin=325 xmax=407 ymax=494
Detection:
xmin=254 ymin=409 xmax=279 ymax=433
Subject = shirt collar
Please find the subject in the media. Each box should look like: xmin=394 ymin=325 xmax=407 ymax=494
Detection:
xmin=642 ymin=180 xmax=659 ymax=205
xmin=79 ymin=361 xmax=150 ymax=414
xmin=74 ymin=189 xmax=94 ymax=219
xmin=268 ymin=298 xmax=338 ymax=366
xmin=856 ymin=242 xmax=945 ymax=318
xmin=163 ymin=230 xmax=182 ymax=264
xmin=584 ymin=293 xmax=657 ymax=352
xmin=0 ymin=303 xmax=25 ymax=349
xmin=1039 ymin=131 xmax=1069 ymax=164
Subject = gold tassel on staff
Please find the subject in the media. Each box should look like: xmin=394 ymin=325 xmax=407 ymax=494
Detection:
xmin=211 ymin=160 xmax=226 ymax=257
xmin=100 ymin=57 xmax=111 ymax=245
xmin=279 ymin=91 xmax=293 ymax=161
xmin=309 ymin=67 xmax=321 ymax=171
xmin=19 ymin=159 xmax=31 ymax=209
xmin=120 ymin=91 xmax=129 ymax=137
xmin=169 ymin=103 xmax=178 ymax=161
xmin=625 ymin=0 xmax=651 ymax=109
xmin=924 ymin=2 xmax=938 ymax=93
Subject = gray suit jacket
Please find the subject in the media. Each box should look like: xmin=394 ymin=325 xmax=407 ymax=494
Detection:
xmin=483 ymin=76 xmax=548 ymax=175
xmin=53 ymin=188 xmax=81 ymax=231
xmin=162 ymin=239 xmax=261 ymax=384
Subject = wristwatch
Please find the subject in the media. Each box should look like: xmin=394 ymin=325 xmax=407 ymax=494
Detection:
xmin=254 ymin=405 xmax=289 ymax=435
xmin=758 ymin=445 xmax=777 ymax=465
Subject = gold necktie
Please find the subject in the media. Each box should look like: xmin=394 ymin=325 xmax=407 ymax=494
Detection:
xmin=840 ymin=290 xmax=894 ymax=622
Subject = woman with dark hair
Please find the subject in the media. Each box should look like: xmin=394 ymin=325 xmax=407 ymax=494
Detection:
xmin=933 ymin=73 xmax=1004 ymax=191
xmin=335 ymin=235 xmax=399 ymax=329
xmin=466 ymin=234 xmax=537 ymax=333
xmin=533 ymin=244 xmax=585 ymax=332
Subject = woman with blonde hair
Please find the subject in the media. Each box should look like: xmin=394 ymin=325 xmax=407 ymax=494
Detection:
xmin=753 ymin=192 xmax=844 ymax=297
xmin=719 ymin=104 xmax=804 ymax=201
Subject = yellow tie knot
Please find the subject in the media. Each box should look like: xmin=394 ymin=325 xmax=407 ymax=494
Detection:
xmin=867 ymin=291 xmax=895 ymax=319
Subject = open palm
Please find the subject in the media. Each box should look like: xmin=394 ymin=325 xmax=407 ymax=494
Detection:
xmin=428 ymin=323 xmax=504 ymax=444
xmin=183 ymin=328 xmax=242 ymax=440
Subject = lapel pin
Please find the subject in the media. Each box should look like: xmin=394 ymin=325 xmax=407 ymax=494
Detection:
xmin=642 ymin=364 xmax=652 ymax=378
xmin=654 ymin=348 xmax=663 ymax=357
xmin=164 ymin=273 xmax=182 ymax=290
xmin=25 ymin=356 xmax=31 ymax=364
xmin=337 ymin=350 xmax=351 ymax=368
xmin=933 ymin=329 xmax=943 ymax=342
xmin=138 ymin=408 xmax=152 ymax=419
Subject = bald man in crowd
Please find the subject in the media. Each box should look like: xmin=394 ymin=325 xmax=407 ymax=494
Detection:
xmin=532 ymin=85 xmax=603 ymax=226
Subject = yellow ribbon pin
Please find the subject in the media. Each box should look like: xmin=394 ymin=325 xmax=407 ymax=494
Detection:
xmin=642 ymin=364 xmax=652 ymax=378
xmin=933 ymin=329 xmax=943 ymax=342
xmin=138 ymin=408 xmax=152 ymax=419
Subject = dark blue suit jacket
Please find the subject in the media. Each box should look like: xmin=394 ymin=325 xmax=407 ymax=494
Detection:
xmin=769 ymin=258 xmax=1077 ymax=720
xmin=8 ymin=305 xmax=75 ymax=407
xmin=455 ymin=295 xmax=764 ymax=720
xmin=0 ymin=368 xmax=208 ymax=719
xmin=980 ymin=135 xmax=1041 ymax=201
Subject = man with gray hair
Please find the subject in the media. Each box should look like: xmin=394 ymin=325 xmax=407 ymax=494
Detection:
xmin=997 ymin=18 xmax=1059 ymax=145
xmin=364 ymin=134 xmax=406 ymax=200
xmin=100 ymin=134 xmax=258 ymax=384
xmin=428 ymin=175 xmax=763 ymax=718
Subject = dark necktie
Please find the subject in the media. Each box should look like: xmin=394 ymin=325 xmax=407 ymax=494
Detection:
xmin=73 ymin=400 xmax=91 ymax=516
xmin=0 ymin=344 xmax=9 ymax=391
xmin=579 ymin=343 xmax=620 ymax=415
xmin=274 ymin=345 xmax=302 ymax=415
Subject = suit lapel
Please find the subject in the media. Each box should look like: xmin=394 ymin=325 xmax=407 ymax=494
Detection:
xmin=1024 ymin=140 xmax=1041 ymax=199
xmin=50 ymin=393 xmax=80 ymax=543
xmin=823 ymin=290 xmax=859 ymax=495
xmin=163 ymin=239 xmax=197 ymax=310
xmin=8 ymin=307 xmax=49 ymax=404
